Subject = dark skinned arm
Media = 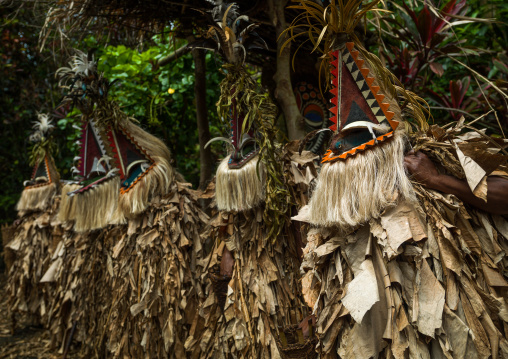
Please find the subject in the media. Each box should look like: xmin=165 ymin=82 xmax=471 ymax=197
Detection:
xmin=404 ymin=150 xmax=508 ymax=215
xmin=220 ymin=246 xmax=235 ymax=277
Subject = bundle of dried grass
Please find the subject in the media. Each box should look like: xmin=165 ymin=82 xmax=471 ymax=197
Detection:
xmin=216 ymin=155 xmax=266 ymax=212
xmin=298 ymin=125 xmax=508 ymax=358
xmin=16 ymin=182 xmax=58 ymax=214
xmin=56 ymin=183 xmax=82 ymax=223
xmin=6 ymin=195 xmax=62 ymax=328
xmin=67 ymin=177 xmax=121 ymax=233
xmin=198 ymin=148 xmax=318 ymax=358
xmin=307 ymin=130 xmax=415 ymax=228
xmin=35 ymin=0 xmax=213 ymax=49
xmin=104 ymin=180 xmax=209 ymax=358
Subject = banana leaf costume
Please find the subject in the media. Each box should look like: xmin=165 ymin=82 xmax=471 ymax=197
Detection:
xmin=287 ymin=1 xmax=508 ymax=358
xmin=6 ymin=114 xmax=62 ymax=329
xmin=43 ymin=52 xmax=209 ymax=357
xmin=191 ymin=3 xmax=318 ymax=358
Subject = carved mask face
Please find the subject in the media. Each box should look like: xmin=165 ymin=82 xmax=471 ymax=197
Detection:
xmin=106 ymin=125 xmax=154 ymax=194
xmin=70 ymin=119 xmax=117 ymax=196
xmin=228 ymin=97 xmax=259 ymax=169
xmin=323 ymin=42 xmax=399 ymax=163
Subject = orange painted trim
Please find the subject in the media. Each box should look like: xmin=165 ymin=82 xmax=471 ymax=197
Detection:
xmin=24 ymin=182 xmax=53 ymax=190
xmin=27 ymin=156 xmax=53 ymax=188
xmin=321 ymin=131 xmax=395 ymax=163
xmin=119 ymin=162 xmax=156 ymax=194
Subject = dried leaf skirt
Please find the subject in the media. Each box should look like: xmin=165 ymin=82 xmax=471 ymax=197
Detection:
xmin=44 ymin=226 xmax=117 ymax=356
xmin=199 ymin=208 xmax=306 ymax=359
xmin=301 ymin=188 xmax=508 ymax=358
xmin=6 ymin=198 xmax=61 ymax=327
xmin=105 ymin=182 xmax=210 ymax=358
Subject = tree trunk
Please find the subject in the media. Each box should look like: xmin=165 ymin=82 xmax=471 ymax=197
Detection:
xmin=190 ymin=47 xmax=213 ymax=190
xmin=268 ymin=0 xmax=306 ymax=141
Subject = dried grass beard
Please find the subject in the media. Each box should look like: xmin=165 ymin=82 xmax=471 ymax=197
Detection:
xmin=308 ymin=130 xmax=415 ymax=230
xmin=57 ymin=183 xmax=82 ymax=223
xmin=16 ymin=182 xmax=57 ymax=213
xmin=58 ymin=177 xmax=120 ymax=232
xmin=117 ymin=157 xmax=172 ymax=220
xmin=215 ymin=154 xmax=265 ymax=212
xmin=115 ymin=119 xmax=174 ymax=219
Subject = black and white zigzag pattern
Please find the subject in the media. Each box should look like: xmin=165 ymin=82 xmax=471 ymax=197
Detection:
xmin=341 ymin=49 xmax=387 ymax=124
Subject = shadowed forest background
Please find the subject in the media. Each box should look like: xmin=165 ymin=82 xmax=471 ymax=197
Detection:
xmin=1 ymin=0 xmax=507 ymax=272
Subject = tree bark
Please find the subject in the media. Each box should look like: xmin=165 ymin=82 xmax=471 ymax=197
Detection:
xmin=190 ymin=46 xmax=213 ymax=190
xmin=157 ymin=45 xmax=190 ymax=67
xmin=268 ymin=0 xmax=306 ymax=141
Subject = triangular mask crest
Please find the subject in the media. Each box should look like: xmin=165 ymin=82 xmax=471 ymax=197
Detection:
xmin=77 ymin=121 xmax=109 ymax=177
xmin=107 ymin=126 xmax=154 ymax=191
xmin=107 ymin=126 xmax=152 ymax=179
xmin=323 ymin=42 xmax=399 ymax=163
xmin=32 ymin=157 xmax=50 ymax=182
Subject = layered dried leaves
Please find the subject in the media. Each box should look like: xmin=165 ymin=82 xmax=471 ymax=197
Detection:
xmin=39 ymin=180 xmax=210 ymax=358
xmin=300 ymin=124 xmax=508 ymax=358
xmin=197 ymin=148 xmax=317 ymax=358
xmin=5 ymin=197 xmax=62 ymax=330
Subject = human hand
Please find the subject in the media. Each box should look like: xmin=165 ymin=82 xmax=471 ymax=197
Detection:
xmin=220 ymin=246 xmax=235 ymax=277
xmin=404 ymin=150 xmax=442 ymax=190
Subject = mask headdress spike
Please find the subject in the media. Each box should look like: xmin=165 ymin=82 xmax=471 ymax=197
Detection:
xmin=191 ymin=2 xmax=276 ymax=212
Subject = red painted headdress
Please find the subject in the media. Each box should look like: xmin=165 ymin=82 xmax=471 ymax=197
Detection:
xmin=323 ymin=42 xmax=399 ymax=163
xmin=284 ymin=0 xmax=429 ymax=163
xmin=57 ymin=51 xmax=172 ymax=230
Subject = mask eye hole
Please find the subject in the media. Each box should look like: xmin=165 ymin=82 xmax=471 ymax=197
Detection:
xmin=34 ymin=176 xmax=49 ymax=183
xmin=240 ymin=141 xmax=257 ymax=158
xmin=125 ymin=160 xmax=149 ymax=178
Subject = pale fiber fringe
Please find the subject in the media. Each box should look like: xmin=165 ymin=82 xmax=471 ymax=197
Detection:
xmin=308 ymin=130 xmax=415 ymax=229
xmin=216 ymin=154 xmax=266 ymax=212
xmin=71 ymin=176 xmax=120 ymax=232
xmin=116 ymin=120 xmax=174 ymax=218
xmin=16 ymin=182 xmax=57 ymax=213
xmin=57 ymin=183 xmax=82 ymax=223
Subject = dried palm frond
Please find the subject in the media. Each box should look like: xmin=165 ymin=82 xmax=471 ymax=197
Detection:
xmin=57 ymin=50 xmax=128 ymax=128
xmin=36 ymin=0 xmax=187 ymax=50
xmin=283 ymin=0 xmax=432 ymax=132
xmin=281 ymin=0 xmax=387 ymax=92
xmin=281 ymin=0 xmax=387 ymax=57
xmin=190 ymin=2 xmax=267 ymax=65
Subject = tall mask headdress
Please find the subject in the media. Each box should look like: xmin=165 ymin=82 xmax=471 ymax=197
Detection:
xmin=285 ymin=0 xmax=429 ymax=227
xmin=57 ymin=51 xmax=172 ymax=231
xmin=285 ymin=0 xmax=429 ymax=162
xmin=323 ymin=41 xmax=400 ymax=162
xmin=16 ymin=114 xmax=60 ymax=213
xmin=192 ymin=2 xmax=276 ymax=212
